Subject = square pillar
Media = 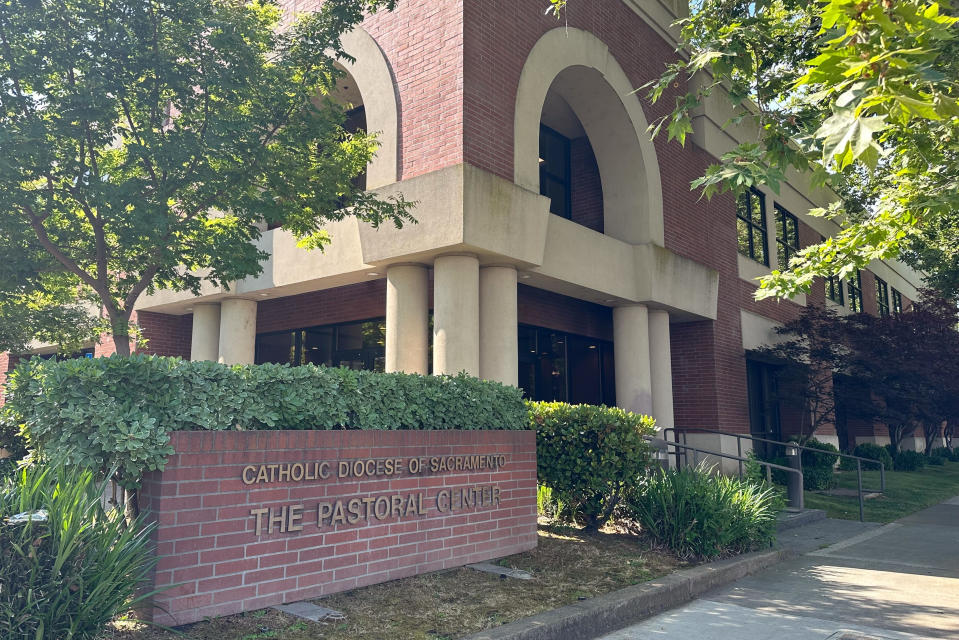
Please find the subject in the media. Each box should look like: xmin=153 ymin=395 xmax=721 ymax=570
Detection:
xmin=433 ymin=255 xmax=479 ymax=376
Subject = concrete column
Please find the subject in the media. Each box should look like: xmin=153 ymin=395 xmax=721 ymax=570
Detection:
xmin=433 ymin=255 xmax=479 ymax=376
xmin=613 ymin=304 xmax=652 ymax=415
xmin=218 ymin=298 xmax=257 ymax=365
xmin=385 ymin=264 xmax=430 ymax=374
xmin=479 ymin=266 xmax=518 ymax=386
xmin=190 ymin=303 xmax=221 ymax=362
xmin=648 ymin=309 xmax=674 ymax=429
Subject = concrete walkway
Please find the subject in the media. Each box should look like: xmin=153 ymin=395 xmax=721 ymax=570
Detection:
xmin=600 ymin=497 xmax=959 ymax=640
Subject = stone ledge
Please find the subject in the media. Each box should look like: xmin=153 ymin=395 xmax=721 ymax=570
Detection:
xmin=461 ymin=548 xmax=791 ymax=640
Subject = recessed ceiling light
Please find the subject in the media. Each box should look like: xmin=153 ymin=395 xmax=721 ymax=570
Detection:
xmin=520 ymin=273 xmax=531 ymax=280
xmin=367 ymin=271 xmax=380 ymax=277
xmin=185 ymin=307 xmax=193 ymax=312
xmin=258 ymin=293 xmax=269 ymax=297
xmin=604 ymin=299 xmax=616 ymax=303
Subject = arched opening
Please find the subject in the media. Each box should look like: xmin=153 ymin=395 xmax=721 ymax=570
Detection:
xmin=514 ymin=29 xmax=664 ymax=246
xmin=331 ymin=66 xmax=368 ymax=192
xmin=539 ymin=75 xmax=604 ymax=233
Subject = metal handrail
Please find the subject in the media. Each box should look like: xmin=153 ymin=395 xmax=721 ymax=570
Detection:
xmin=647 ymin=437 xmax=805 ymax=510
xmin=662 ymin=427 xmax=885 ymax=522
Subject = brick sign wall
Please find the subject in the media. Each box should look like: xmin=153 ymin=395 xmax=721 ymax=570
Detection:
xmin=140 ymin=430 xmax=537 ymax=626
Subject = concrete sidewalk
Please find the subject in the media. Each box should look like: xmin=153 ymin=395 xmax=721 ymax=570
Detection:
xmin=600 ymin=497 xmax=959 ymax=639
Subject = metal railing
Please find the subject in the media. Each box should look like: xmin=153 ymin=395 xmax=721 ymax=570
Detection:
xmin=661 ymin=427 xmax=886 ymax=522
xmin=646 ymin=437 xmax=805 ymax=510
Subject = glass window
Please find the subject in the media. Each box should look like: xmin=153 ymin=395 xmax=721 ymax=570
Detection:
xmin=875 ymin=277 xmax=890 ymax=317
xmin=775 ymin=205 xmax=800 ymax=268
xmin=737 ymin=189 xmax=768 ymax=265
xmin=517 ymin=325 xmax=615 ymax=406
xmin=255 ymin=318 xmax=386 ymax=371
xmin=892 ymin=289 xmax=903 ymax=315
xmin=826 ymin=274 xmax=845 ymax=305
xmin=847 ymin=270 xmax=863 ymax=313
xmin=539 ymin=125 xmax=572 ymax=219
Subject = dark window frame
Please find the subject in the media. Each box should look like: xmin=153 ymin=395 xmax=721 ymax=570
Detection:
xmin=875 ymin=276 xmax=890 ymax=317
xmin=892 ymin=288 xmax=903 ymax=315
xmin=775 ymin=205 xmax=800 ymax=268
xmin=826 ymin=274 xmax=845 ymax=306
xmin=737 ymin=188 xmax=769 ymax=266
xmin=539 ymin=124 xmax=572 ymax=220
xmin=847 ymin=270 xmax=864 ymax=312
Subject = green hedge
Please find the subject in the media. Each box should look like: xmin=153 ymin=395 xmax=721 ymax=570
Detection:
xmin=531 ymin=401 xmax=656 ymax=530
xmin=6 ymin=355 xmax=527 ymax=487
xmin=839 ymin=443 xmax=893 ymax=471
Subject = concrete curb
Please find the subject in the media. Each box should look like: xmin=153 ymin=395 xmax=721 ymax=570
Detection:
xmin=461 ymin=548 xmax=792 ymax=640
xmin=777 ymin=509 xmax=827 ymax=532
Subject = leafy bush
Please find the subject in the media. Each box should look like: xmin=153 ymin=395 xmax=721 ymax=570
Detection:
xmin=0 ymin=410 xmax=28 ymax=480
xmin=798 ymin=438 xmax=838 ymax=490
xmin=0 ymin=465 xmax=157 ymax=639
xmin=7 ymin=355 xmax=527 ymax=488
xmin=839 ymin=443 xmax=894 ymax=471
xmin=626 ymin=465 xmax=783 ymax=559
xmin=929 ymin=454 xmax=946 ymax=466
xmin=953 ymin=447 xmax=959 ymax=462
xmin=930 ymin=447 xmax=953 ymax=462
xmin=531 ymin=402 xmax=656 ymax=530
xmin=893 ymin=450 xmax=927 ymax=471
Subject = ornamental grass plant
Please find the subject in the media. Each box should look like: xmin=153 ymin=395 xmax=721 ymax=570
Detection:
xmin=0 ymin=465 xmax=158 ymax=640
xmin=626 ymin=464 xmax=783 ymax=559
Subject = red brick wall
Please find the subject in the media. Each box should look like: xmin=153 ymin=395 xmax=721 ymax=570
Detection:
xmin=140 ymin=429 xmax=537 ymax=626
xmin=570 ymin=137 xmax=603 ymax=233
xmin=282 ymin=0 xmax=465 ymax=181
xmin=257 ymin=279 xmax=388 ymax=334
xmin=517 ymin=284 xmax=612 ymax=341
xmin=139 ymin=311 xmax=193 ymax=359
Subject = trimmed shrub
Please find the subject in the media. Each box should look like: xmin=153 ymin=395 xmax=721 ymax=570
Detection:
xmin=7 ymin=355 xmax=528 ymax=488
xmin=799 ymin=438 xmax=839 ymax=490
xmin=929 ymin=454 xmax=947 ymax=466
xmin=626 ymin=465 xmax=783 ymax=559
xmin=531 ymin=402 xmax=656 ymax=530
xmin=0 ymin=466 xmax=157 ymax=639
xmin=930 ymin=447 xmax=953 ymax=462
xmin=953 ymin=447 xmax=959 ymax=462
xmin=893 ymin=450 xmax=927 ymax=471
xmin=839 ymin=443 xmax=894 ymax=471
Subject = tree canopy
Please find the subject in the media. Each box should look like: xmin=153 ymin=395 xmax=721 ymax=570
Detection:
xmin=0 ymin=0 xmax=413 ymax=356
xmin=550 ymin=0 xmax=959 ymax=300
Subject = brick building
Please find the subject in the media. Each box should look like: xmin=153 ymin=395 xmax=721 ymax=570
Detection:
xmin=2 ymin=0 xmax=925 ymax=455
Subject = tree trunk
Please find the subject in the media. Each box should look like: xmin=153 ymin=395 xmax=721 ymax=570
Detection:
xmin=106 ymin=307 xmax=133 ymax=356
xmin=124 ymin=487 xmax=140 ymax=521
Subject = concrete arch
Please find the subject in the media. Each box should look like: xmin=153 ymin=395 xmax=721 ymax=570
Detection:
xmin=513 ymin=28 xmax=664 ymax=246
xmin=339 ymin=26 xmax=399 ymax=189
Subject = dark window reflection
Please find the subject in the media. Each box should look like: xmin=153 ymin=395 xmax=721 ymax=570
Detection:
xmin=255 ymin=318 xmax=385 ymax=372
xmin=518 ymin=325 xmax=615 ymax=406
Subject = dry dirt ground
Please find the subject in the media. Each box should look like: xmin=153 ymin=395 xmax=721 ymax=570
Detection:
xmin=102 ymin=524 xmax=685 ymax=640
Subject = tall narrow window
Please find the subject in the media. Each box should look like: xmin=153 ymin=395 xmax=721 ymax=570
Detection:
xmin=892 ymin=288 xmax=903 ymax=315
xmin=847 ymin=270 xmax=863 ymax=312
xmin=539 ymin=125 xmax=571 ymax=219
xmin=826 ymin=274 xmax=845 ymax=305
xmin=775 ymin=205 xmax=800 ymax=268
xmin=737 ymin=189 xmax=768 ymax=265
xmin=876 ymin=277 xmax=890 ymax=316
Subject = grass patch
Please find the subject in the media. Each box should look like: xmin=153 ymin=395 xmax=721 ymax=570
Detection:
xmin=101 ymin=526 xmax=684 ymax=640
xmin=804 ymin=460 xmax=959 ymax=523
